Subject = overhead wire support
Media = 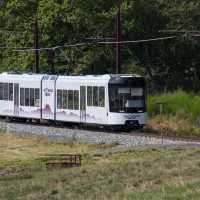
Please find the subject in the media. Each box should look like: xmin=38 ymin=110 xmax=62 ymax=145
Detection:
xmin=0 ymin=46 xmax=33 ymax=49
xmin=85 ymin=38 xmax=116 ymax=40
xmin=12 ymin=43 xmax=87 ymax=52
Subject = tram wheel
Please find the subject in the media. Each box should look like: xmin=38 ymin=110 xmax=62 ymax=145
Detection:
xmin=104 ymin=126 xmax=111 ymax=131
xmin=9 ymin=117 xmax=14 ymax=122
xmin=51 ymin=121 xmax=56 ymax=126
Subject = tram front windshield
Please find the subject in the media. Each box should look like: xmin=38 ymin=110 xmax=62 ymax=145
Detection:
xmin=109 ymin=86 xmax=146 ymax=112
xmin=108 ymin=76 xmax=146 ymax=113
xmin=109 ymin=86 xmax=144 ymax=106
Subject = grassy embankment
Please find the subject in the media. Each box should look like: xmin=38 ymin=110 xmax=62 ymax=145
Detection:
xmin=1 ymin=90 xmax=200 ymax=199
xmin=145 ymin=90 xmax=200 ymax=138
xmin=1 ymin=130 xmax=200 ymax=199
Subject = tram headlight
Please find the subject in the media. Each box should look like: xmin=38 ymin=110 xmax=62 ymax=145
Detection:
xmin=138 ymin=110 xmax=143 ymax=113
xmin=119 ymin=110 xmax=125 ymax=112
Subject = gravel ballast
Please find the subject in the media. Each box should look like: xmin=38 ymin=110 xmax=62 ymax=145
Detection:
xmin=0 ymin=121 xmax=192 ymax=148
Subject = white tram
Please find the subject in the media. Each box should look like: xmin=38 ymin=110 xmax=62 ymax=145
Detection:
xmin=0 ymin=72 xmax=147 ymax=131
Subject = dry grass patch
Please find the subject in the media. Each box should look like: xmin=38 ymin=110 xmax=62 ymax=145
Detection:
xmin=144 ymin=115 xmax=200 ymax=137
xmin=1 ymin=130 xmax=200 ymax=199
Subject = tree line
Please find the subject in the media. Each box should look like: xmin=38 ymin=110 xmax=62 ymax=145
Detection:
xmin=0 ymin=0 xmax=200 ymax=93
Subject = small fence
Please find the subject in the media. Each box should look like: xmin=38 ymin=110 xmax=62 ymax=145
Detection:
xmin=45 ymin=154 xmax=81 ymax=169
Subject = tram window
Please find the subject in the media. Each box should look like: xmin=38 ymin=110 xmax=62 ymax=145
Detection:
xmin=9 ymin=83 xmax=13 ymax=101
xmin=30 ymin=88 xmax=34 ymax=106
xmin=131 ymin=87 xmax=143 ymax=96
xmin=87 ymin=86 xmax=92 ymax=106
xmin=129 ymin=87 xmax=144 ymax=107
xmin=57 ymin=90 xmax=62 ymax=109
xmin=117 ymin=87 xmax=130 ymax=107
xmin=93 ymin=87 xmax=98 ymax=106
xmin=109 ymin=87 xmax=117 ymax=107
xmin=25 ymin=88 xmax=30 ymax=106
xmin=50 ymin=76 xmax=57 ymax=80
xmin=99 ymin=87 xmax=105 ymax=107
xmin=68 ymin=90 xmax=73 ymax=109
xmin=0 ymin=83 xmax=3 ymax=100
xmin=43 ymin=76 xmax=50 ymax=80
xmin=20 ymin=88 xmax=25 ymax=106
xmin=74 ymin=90 xmax=79 ymax=110
xmin=3 ymin=83 xmax=8 ymax=101
xmin=63 ymin=90 xmax=68 ymax=109
xmin=35 ymin=88 xmax=40 ymax=107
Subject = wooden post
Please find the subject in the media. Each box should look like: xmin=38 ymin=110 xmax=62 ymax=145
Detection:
xmin=157 ymin=103 xmax=165 ymax=144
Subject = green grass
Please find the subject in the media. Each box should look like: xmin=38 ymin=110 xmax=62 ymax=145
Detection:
xmin=1 ymin=132 xmax=200 ymax=199
xmin=146 ymin=90 xmax=200 ymax=137
xmin=147 ymin=90 xmax=195 ymax=117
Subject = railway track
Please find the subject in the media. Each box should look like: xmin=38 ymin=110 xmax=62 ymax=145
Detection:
xmin=121 ymin=131 xmax=200 ymax=143
xmin=1 ymin=118 xmax=200 ymax=144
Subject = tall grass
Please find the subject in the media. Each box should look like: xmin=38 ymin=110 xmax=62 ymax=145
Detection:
xmin=148 ymin=90 xmax=195 ymax=117
xmin=146 ymin=90 xmax=200 ymax=137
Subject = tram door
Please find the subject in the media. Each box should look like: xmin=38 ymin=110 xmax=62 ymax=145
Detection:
xmin=14 ymin=83 xmax=19 ymax=116
xmin=80 ymin=86 xmax=86 ymax=122
xmin=41 ymin=75 xmax=58 ymax=120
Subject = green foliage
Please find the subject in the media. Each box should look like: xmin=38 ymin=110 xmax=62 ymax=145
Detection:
xmin=0 ymin=0 xmax=200 ymax=92
xmin=146 ymin=90 xmax=200 ymax=137
xmin=148 ymin=90 xmax=200 ymax=121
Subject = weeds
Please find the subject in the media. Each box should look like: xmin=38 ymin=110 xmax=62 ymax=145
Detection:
xmin=72 ymin=126 xmax=78 ymax=141
xmin=0 ymin=124 xmax=8 ymax=134
xmin=146 ymin=90 xmax=200 ymax=137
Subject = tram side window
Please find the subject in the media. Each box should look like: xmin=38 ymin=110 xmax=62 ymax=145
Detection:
xmin=93 ymin=87 xmax=98 ymax=107
xmin=99 ymin=87 xmax=105 ymax=107
xmin=0 ymin=82 xmax=13 ymax=101
xmin=25 ymin=88 xmax=30 ymax=106
xmin=3 ymin=83 xmax=8 ymax=101
xmin=20 ymin=88 xmax=25 ymax=106
xmin=74 ymin=90 xmax=79 ymax=110
xmin=63 ymin=90 xmax=68 ymax=109
xmin=0 ymin=83 xmax=3 ymax=100
xmin=57 ymin=90 xmax=62 ymax=109
xmin=87 ymin=86 xmax=105 ymax=107
xmin=9 ymin=83 xmax=13 ymax=101
xmin=30 ymin=88 xmax=34 ymax=106
xmin=35 ymin=88 xmax=40 ymax=107
xmin=109 ymin=87 xmax=117 ymax=107
xmin=87 ymin=86 xmax=92 ymax=106
xmin=68 ymin=90 xmax=73 ymax=109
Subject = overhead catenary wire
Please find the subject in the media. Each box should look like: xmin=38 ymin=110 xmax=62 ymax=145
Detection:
xmin=98 ymin=36 xmax=175 ymax=44
xmin=159 ymin=7 xmax=200 ymax=34
xmin=95 ymin=9 xmax=118 ymax=39
xmin=175 ymin=10 xmax=200 ymax=31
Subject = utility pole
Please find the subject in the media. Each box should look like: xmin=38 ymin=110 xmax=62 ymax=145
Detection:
xmin=116 ymin=5 xmax=122 ymax=74
xmin=34 ymin=17 xmax=39 ymax=73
